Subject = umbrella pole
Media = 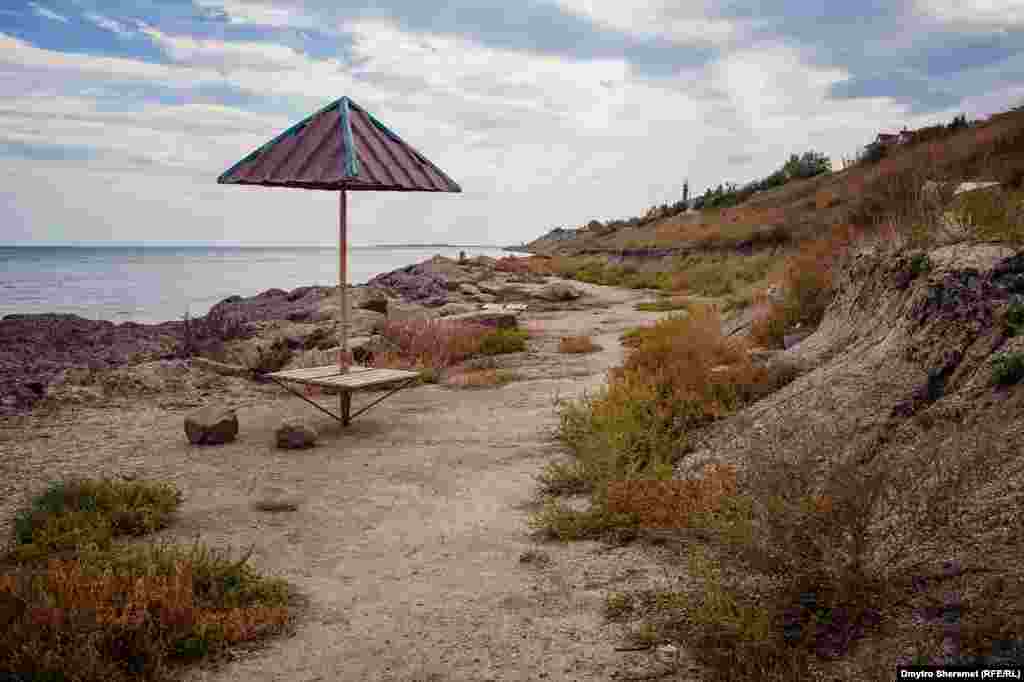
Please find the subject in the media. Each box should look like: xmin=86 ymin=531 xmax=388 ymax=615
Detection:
xmin=339 ymin=189 xmax=349 ymax=373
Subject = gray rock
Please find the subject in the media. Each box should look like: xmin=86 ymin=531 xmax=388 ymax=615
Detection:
xmin=275 ymin=419 xmax=318 ymax=449
xmin=437 ymin=303 xmax=478 ymax=317
xmin=533 ymin=282 xmax=581 ymax=302
xmin=185 ymin=406 xmax=239 ymax=445
xmin=386 ymin=300 xmax=434 ymax=323
xmin=445 ymin=311 xmax=519 ymax=329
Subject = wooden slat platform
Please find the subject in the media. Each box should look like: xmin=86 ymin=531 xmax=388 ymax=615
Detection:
xmin=267 ymin=365 xmax=420 ymax=391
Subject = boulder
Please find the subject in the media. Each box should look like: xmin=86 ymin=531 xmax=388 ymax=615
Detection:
xmin=387 ymin=300 xmax=433 ymax=323
xmin=446 ymin=311 xmax=519 ymax=329
xmin=185 ymin=406 xmax=239 ymax=445
xmin=275 ymin=419 xmax=318 ymax=449
xmin=533 ymin=282 xmax=582 ymax=302
xmin=350 ymin=286 xmax=391 ymax=315
xmin=458 ymin=283 xmax=481 ymax=296
xmin=309 ymin=306 xmax=385 ymax=334
xmin=437 ymin=303 xmax=478 ymax=317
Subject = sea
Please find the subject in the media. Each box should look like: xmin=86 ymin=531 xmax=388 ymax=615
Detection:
xmin=0 ymin=244 xmax=526 ymax=324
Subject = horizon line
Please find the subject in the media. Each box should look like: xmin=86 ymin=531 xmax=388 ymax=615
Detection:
xmin=0 ymin=241 xmax=513 ymax=249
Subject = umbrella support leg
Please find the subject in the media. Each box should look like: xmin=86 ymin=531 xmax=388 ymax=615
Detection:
xmin=340 ymin=392 xmax=351 ymax=426
xmin=347 ymin=379 xmax=416 ymax=422
xmin=268 ymin=376 xmax=344 ymax=422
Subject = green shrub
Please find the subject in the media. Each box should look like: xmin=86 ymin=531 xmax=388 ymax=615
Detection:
xmin=10 ymin=479 xmax=183 ymax=561
xmin=993 ymin=352 xmax=1024 ymax=385
xmin=908 ymin=252 xmax=932 ymax=278
xmin=1005 ymin=302 xmax=1024 ymax=337
xmin=479 ymin=328 xmax=528 ymax=355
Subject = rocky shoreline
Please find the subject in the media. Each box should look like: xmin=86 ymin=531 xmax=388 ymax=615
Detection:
xmin=0 ymin=254 xmax=581 ymax=414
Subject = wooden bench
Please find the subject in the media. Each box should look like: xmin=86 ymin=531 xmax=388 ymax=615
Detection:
xmin=266 ymin=365 xmax=420 ymax=426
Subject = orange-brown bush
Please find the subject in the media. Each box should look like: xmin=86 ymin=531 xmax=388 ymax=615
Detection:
xmin=606 ymin=464 xmax=738 ymax=528
xmin=547 ymin=306 xmax=797 ymax=506
xmin=2 ymin=480 xmax=293 ymax=682
xmin=495 ymin=255 xmax=556 ymax=275
xmin=1 ymin=545 xmax=292 ymax=681
xmin=559 ymin=335 xmax=602 ymax=353
xmin=750 ymin=226 xmax=854 ymax=348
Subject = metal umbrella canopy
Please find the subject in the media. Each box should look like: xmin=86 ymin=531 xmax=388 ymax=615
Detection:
xmin=218 ymin=96 xmax=461 ymax=372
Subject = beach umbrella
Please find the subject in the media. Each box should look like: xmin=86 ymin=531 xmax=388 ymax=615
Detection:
xmin=217 ymin=96 xmax=461 ymax=372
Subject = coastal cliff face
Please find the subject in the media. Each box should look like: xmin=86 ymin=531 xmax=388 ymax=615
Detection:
xmin=673 ymin=241 xmax=1024 ymax=670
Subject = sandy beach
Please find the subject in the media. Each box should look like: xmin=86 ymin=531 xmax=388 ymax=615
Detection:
xmin=0 ymin=258 xmax=702 ymax=681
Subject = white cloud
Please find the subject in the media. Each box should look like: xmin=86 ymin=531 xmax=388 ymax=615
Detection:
xmin=140 ymin=24 xmax=310 ymax=72
xmin=2 ymin=15 xmax=1020 ymax=249
xmin=916 ymin=0 xmax=1024 ymax=28
xmin=192 ymin=0 xmax=320 ymax=29
xmin=28 ymin=2 xmax=68 ymax=23
xmin=0 ymin=32 xmax=224 ymax=88
xmin=85 ymin=13 xmax=133 ymax=37
xmin=552 ymin=0 xmax=741 ymax=45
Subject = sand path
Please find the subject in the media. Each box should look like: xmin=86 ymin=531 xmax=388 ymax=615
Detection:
xmin=1 ymin=281 xmax=699 ymax=681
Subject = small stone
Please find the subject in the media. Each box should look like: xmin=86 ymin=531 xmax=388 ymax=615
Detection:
xmin=184 ymin=406 xmax=239 ymax=445
xmin=275 ymin=419 xmax=318 ymax=449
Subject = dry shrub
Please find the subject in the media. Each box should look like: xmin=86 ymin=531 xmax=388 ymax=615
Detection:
xmin=1 ymin=542 xmax=293 ymax=681
xmin=749 ymin=227 xmax=853 ymax=348
xmin=606 ymin=464 xmax=737 ymax=529
xmin=559 ymin=335 xmax=602 ymax=354
xmin=378 ymin=318 xmax=491 ymax=369
xmin=494 ymin=256 xmax=532 ymax=274
xmin=547 ymin=306 xmax=792 ymax=504
xmin=2 ymin=479 xmax=293 ymax=682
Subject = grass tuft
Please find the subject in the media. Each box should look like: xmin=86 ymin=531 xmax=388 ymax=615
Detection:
xmin=10 ymin=479 xmax=182 ymax=562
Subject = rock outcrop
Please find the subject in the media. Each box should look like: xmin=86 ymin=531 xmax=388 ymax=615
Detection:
xmin=184 ymin=406 xmax=239 ymax=445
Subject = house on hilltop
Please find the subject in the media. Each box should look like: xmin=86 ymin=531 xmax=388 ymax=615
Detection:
xmin=864 ymin=127 xmax=912 ymax=159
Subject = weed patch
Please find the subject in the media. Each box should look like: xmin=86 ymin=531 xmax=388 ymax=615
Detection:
xmin=1 ymin=542 xmax=293 ymax=682
xmin=10 ymin=479 xmax=182 ymax=562
xmin=2 ymin=479 xmax=294 ymax=682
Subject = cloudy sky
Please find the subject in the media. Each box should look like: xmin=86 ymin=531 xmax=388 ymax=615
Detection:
xmin=2 ymin=0 xmax=1023 ymax=246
